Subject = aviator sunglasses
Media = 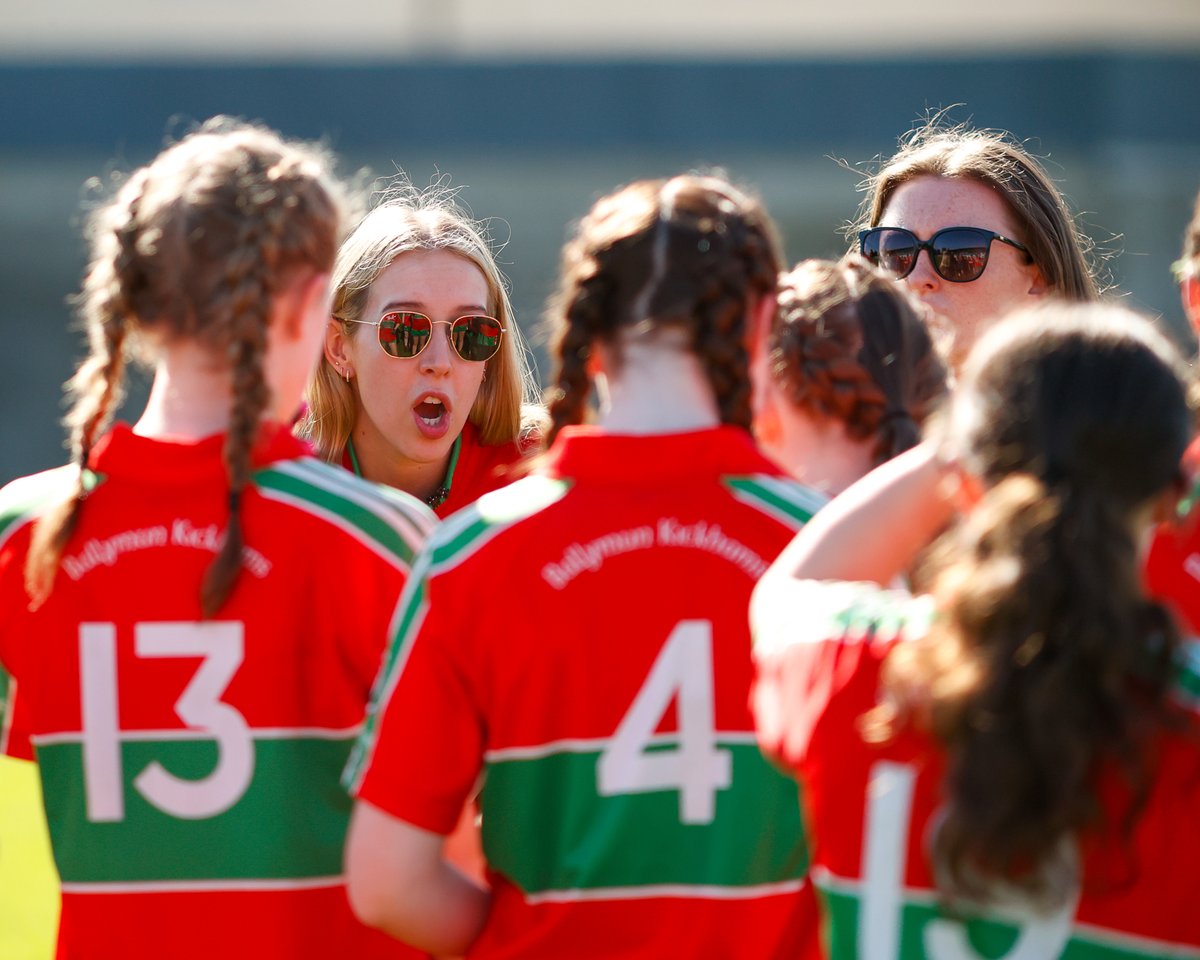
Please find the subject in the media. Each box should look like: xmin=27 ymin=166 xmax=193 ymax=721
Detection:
xmin=344 ymin=311 xmax=505 ymax=362
xmin=859 ymin=226 xmax=1032 ymax=283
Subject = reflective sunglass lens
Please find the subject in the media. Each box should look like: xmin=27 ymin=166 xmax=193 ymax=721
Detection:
xmin=379 ymin=313 xmax=433 ymax=358
xmin=932 ymin=229 xmax=990 ymax=282
xmin=862 ymin=229 xmax=918 ymax=278
xmin=450 ymin=316 xmax=504 ymax=362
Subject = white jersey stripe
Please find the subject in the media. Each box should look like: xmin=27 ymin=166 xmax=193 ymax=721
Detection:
xmin=60 ymin=875 xmax=344 ymax=895
xmin=33 ymin=724 xmax=362 ymax=747
xmin=484 ymin=731 xmax=759 ymax=762
xmin=523 ymin=877 xmax=806 ymax=905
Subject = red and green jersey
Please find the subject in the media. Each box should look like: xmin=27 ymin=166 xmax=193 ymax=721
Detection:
xmin=753 ymin=580 xmax=1200 ymax=960
xmin=1145 ymin=438 xmax=1200 ymax=636
xmin=347 ymin=425 xmax=827 ymax=959
xmin=0 ymin=423 xmax=436 ymax=960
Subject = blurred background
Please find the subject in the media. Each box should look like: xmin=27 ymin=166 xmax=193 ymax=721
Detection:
xmin=3 ymin=0 xmax=1200 ymax=482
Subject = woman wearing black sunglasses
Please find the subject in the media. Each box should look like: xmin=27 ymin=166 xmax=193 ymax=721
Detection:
xmin=343 ymin=174 xmax=825 ymax=958
xmin=854 ymin=121 xmax=1100 ymax=367
xmin=298 ymin=183 xmax=545 ymax=516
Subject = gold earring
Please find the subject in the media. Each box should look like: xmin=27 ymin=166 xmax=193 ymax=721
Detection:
xmin=342 ymin=367 xmax=351 ymax=384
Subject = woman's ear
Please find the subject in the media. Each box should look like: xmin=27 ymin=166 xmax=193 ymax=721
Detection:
xmin=1025 ymin=262 xmax=1049 ymax=298
xmin=325 ymin=317 xmax=354 ymax=378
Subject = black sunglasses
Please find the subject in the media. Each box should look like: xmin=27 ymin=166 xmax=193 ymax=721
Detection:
xmin=859 ymin=226 xmax=1032 ymax=283
xmin=345 ymin=311 xmax=505 ymax=363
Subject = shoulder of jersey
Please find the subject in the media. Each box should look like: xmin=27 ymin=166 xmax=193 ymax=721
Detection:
xmin=754 ymin=580 xmax=934 ymax=660
xmin=253 ymin=456 xmax=437 ymax=571
xmin=419 ymin=473 xmax=572 ymax=576
xmin=722 ymin=473 xmax=829 ymax=530
xmin=0 ymin=465 xmax=79 ymax=552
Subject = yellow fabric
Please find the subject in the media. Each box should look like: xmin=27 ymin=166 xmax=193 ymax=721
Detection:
xmin=0 ymin=757 xmax=58 ymax=960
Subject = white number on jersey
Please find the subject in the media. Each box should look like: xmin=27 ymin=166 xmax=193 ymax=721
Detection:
xmin=860 ymin=760 xmax=1077 ymax=959
xmin=79 ymin=621 xmax=254 ymax=822
xmin=596 ymin=619 xmax=732 ymax=824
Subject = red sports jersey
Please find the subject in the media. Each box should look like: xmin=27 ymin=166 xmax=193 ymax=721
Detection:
xmin=0 ymin=423 xmax=436 ymax=960
xmin=753 ymin=580 xmax=1200 ymax=960
xmin=1145 ymin=437 xmax=1200 ymax=634
xmin=340 ymin=420 xmax=534 ymax=518
xmin=347 ymin=425 xmax=827 ymax=959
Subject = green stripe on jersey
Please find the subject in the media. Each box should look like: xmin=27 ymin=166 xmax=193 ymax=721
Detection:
xmin=723 ymin=475 xmax=826 ymax=530
xmin=0 ymin=466 xmax=81 ymax=550
xmin=479 ymin=740 xmax=806 ymax=895
xmin=344 ymin=476 xmax=570 ymax=790
xmin=430 ymin=474 xmax=571 ymax=572
xmin=36 ymin=735 xmax=354 ymax=884
xmin=1174 ymin=642 xmax=1200 ymax=710
xmin=254 ymin=458 xmax=432 ymax=571
xmin=814 ymin=875 xmax=1200 ymax=960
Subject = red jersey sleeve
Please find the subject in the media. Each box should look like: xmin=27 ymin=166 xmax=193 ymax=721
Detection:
xmin=0 ymin=512 xmax=35 ymax=760
xmin=349 ymin=567 xmax=485 ymax=836
xmin=751 ymin=580 xmax=934 ymax=773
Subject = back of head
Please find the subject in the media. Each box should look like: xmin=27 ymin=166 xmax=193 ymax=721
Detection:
xmin=300 ymin=181 xmax=539 ymax=457
xmin=545 ymin=173 xmax=783 ymax=444
xmin=951 ymin=303 xmax=1190 ymax=501
xmin=856 ymin=121 xmax=1100 ymax=302
xmin=887 ymin=302 xmax=1191 ymax=907
xmin=29 ymin=116 xmax=350 ymax=614
xmin=767 ymin=255 xmax=948 ymax=466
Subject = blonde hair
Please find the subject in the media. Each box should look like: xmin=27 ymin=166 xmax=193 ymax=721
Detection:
xmin=26 ymin=116 xmax=351 ymax=616
xmin=853 ymin=120 xmax=1101 ymax=302
xmin=298 ymin=183 xmax=542 ymax=459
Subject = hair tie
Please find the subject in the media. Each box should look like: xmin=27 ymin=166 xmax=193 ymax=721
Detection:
xmin=879 ymin=407 xmax=914 ymax=428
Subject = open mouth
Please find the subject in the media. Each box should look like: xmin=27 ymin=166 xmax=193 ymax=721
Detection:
xmin=414 ymin=395 xmax=449 ymax=426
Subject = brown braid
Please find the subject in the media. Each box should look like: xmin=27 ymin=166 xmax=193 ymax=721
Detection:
xmin=691 ymin=215 xmax=778 ymax=430
xmin=768 ymin=256 xmax=948 ymax=466
xmin=200 ymin=151 xmax=276 ymax=617
xmin=544 ymin=174 xmax=782 ymax=445
xmin=24 ymin=170 xmax=148 ymax=605
xmin=26 ymin=117 xmax=349 ymax=614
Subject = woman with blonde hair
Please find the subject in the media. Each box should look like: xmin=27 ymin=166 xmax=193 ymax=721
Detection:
xmin=853 ymin=120 xmax=1099 ymax=367
xmin=298 ymin=184 xmax=543 ymax=515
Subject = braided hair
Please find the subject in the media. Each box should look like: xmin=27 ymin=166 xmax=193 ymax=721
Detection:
xmin=26 ymin=116 xmax=349 ymax=616
xmin=544 ymin=174 xmax=783 ymax=445
xmin=767 ymin=256 xmax=948 ymax=466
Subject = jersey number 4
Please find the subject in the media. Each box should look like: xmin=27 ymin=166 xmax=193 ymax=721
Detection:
xmin=79 ymin=621 xmax=254 ymax=823
xmin=597 ymin=620 xmax=732 ymax=824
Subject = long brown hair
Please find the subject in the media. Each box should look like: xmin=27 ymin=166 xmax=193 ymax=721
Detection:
xmin=545 ymin=173 xmax=783 ymax=445
xmin=872 ymin=303 xmax=1191 ymax=906
xmin=26 ymin=117 xmax=350 ymax=617
xmin=767 ymin=255 xmax=948 ymax=467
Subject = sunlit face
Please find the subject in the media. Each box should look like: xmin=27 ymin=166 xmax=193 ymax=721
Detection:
xmin=879 ymin=175 xmax=1045 ymax=367
xmin=341 ymin=248 xmax=490 ymax=477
